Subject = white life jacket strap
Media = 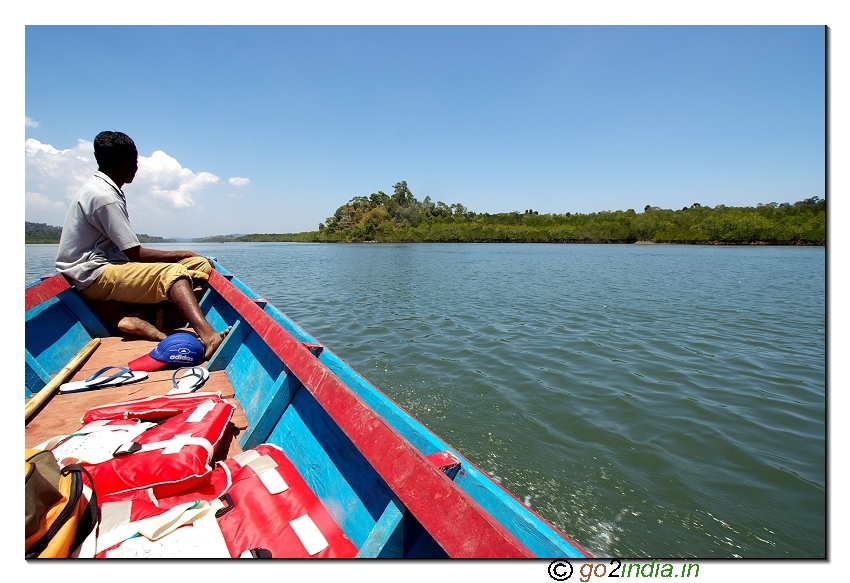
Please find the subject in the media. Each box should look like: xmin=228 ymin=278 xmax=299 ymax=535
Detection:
xmin=290 ymin=514 xmax=329 ymax=555
xmin=139 ymin=500 xmax=218 ymax=541
xmin=212 ymin=459 xmax=235 ymax=497
xmin=231 ymin=450 xmax=288 ymax=494
xmin=186 ymin=399 xmax=217 ymax=423
xmin=144 ymin=487 xmax=160 ymax=507
xmin=231 ymin=449 xmax=261 ymax=466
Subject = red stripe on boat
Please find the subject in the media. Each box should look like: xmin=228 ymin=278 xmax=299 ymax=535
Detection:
xmin=25 ymin=274 xmax=70 ymax=311
xmin=208 ymin=270 xmax=535 ymax=558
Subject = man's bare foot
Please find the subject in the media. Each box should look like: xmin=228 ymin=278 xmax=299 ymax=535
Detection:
xmin=118 ymin=316 xmax=167 ymax=341
xmin=200 ymin=326 xmax=231 ymax=360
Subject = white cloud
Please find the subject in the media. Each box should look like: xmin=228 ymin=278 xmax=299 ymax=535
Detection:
xmin=25 ymin=117 xmax=39 ymax=128
xmin=25 ymin=138 xmax=97 ymax=225
xmin=228 ymin=177 xmax=250 ymax=187
xmin=227 ymin=192 xmax=245 ymax=199
xmin=26 ymin=191 xmax=65 ymax=211
xmin=135 ymin=150 xmax=220 ymax=209
xmin=25 ymin=138 xmax=222 ymax=230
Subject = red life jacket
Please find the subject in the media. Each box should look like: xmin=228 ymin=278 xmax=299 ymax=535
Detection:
xmin=81 ymin=392 xmax=226 ymax=424
xmin=78 ymin=394 xmax=235 ymax=498
xmin=96 ymin=444 xmax=358 ymax=558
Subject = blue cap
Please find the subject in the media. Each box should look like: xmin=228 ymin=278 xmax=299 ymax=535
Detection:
xmin=128 ymin=332 xmax=205 ymax=371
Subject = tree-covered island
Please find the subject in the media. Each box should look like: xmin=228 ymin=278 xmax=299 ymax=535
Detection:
xmin=26 ymin=181 xmax=825 ymax=245
xmin=235 ymin=181 xmax=825 ymax=245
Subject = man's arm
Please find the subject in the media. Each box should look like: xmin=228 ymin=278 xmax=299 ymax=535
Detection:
xmin=124 ymin=246 xmax=204 ymax=263
xmin=87 ymin=200 xmax=207 ymax=265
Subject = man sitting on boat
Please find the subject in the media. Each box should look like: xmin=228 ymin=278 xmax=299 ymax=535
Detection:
xmin=55 ymin=131 xmax=228 ymax=359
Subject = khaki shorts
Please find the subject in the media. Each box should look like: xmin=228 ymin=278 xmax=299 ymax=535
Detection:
xmin=80 ymin=257 xmax=212 ymax=304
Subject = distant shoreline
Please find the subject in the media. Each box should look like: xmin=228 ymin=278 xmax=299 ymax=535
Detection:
xmin=25 ymin=195 xmax=826 ymax=246
xmin=25 ymin=239 xmax=825 ymax=246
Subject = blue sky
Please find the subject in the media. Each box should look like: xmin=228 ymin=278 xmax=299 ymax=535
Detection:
xmin=23 ymin=24 xmax=825 ymax=239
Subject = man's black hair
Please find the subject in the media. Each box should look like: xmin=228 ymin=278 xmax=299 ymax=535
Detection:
xmin=93 ymin=131 xmax=138 ymax=171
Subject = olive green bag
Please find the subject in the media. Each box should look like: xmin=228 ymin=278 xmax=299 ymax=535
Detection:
xmin=25 ymin=448 xmax=98 ymax=559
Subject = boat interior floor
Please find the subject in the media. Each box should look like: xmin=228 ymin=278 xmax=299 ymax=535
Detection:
xmin=25 ymin=335 xmax=248 ymax=462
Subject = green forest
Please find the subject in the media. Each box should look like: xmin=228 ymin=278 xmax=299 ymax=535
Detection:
xmin=25 ymin=222 xmax=63 ymax=243
xmin=235 ymin=181 xmax=825 ymax=245
xmin=26 ymin=181 xmax=826 ymax=245
xmin=25 ymin=222 xmax=169 ymax=244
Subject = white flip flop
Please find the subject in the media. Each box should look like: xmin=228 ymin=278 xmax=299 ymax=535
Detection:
xmin=167 ymin=366 xmax=210 ymax=395
xmin=60 ymin=366 xmax=149 ymax=394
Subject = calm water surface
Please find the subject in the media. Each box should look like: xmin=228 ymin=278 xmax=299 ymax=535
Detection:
xmin=26 ymin=243 xmax=826 ymax=558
